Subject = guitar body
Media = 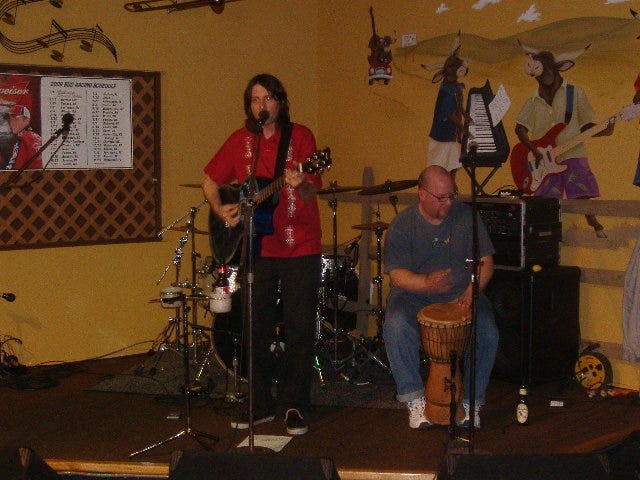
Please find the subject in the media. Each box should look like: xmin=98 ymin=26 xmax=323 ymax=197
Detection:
xmin=208 ymin=147 xmax=332 ymax=265
xmin=510 ymin=122 xmax=568 ymax=194
xmin=208 ymin=177 xmax=277 ymax=264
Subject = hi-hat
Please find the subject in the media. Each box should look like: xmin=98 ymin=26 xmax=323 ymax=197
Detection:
xmin=352 ymin=221 xmax=389 ymax=231
xmin=169 ymin=225 xmax=209 ymax=235
xmin=317 ymin=184 xmax=363 ymax=194
xmin=358 ymin=179 xmax=418 ymax=196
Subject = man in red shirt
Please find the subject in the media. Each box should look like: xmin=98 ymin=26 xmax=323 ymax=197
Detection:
xmin=202 ymin=73 xmax=323 ymax=436
xmin=6 ymin=105 xmax=42 ymax=170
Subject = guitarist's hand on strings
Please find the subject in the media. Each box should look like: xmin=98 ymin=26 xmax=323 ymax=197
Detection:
xmin=218 ymin=203 xmax=240 ymax=228
xmin=285 ymin=167 xmax=317 ymax=201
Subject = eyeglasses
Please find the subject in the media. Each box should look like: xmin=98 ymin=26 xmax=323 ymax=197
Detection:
xmin=250 ymin=94 xmax=275 ymax=105
xmin=423 ymin=188 xmax=457 ymax=203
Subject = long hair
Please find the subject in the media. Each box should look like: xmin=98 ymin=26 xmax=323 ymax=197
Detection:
xmin=243 ymin=73 xmax=291 ymax=133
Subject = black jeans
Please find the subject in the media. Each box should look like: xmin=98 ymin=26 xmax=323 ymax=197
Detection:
xmin=245 ymin=254 xmax=321 ymax=416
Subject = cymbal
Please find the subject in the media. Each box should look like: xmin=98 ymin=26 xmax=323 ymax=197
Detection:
xmin=179 ymin=183 xmax=202 ymax=188
xmin=169 ymin=225 xmax=209 ymax=235
xmin=358 ymin=179 xmax=418 ymax=196
xmin=317 ymin=184 xmax=363 ymax=194
xmin=352 ymin=221 xmax=389 ymax=231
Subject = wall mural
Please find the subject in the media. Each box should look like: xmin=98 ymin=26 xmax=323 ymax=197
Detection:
xmin=374 ymin=3 xmax=640 ymax=236
xmin=0 ymin=0 xmax=117 ymax=62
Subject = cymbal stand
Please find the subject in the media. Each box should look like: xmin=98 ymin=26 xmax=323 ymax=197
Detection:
xmin=158 ymin=201 xmax=209 ymax=368
xmin=347 ymin=223 xmax=390 ymax=375
xmin=130 ymin=295 xmax=219 ymax=457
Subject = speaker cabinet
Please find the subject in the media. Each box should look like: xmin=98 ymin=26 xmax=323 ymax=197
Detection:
xmin=441 ymin=453 xmax=609 ymax=480
xmin=0 ymin=447 xmax=61 ymax=480
xmin=485 ymin=266 xmax=581 ymax=385
xmin=169 ymin=451 xmax=341 ymax=480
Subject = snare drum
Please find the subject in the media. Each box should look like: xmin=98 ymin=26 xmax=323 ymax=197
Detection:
xmin=417 ymin=303 xmax=471 ymax=425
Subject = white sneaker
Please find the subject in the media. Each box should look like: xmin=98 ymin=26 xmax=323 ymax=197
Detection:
xmin=457 ymin=401 xmax=481 ymax=429
xmin=407 ymin=397 xmax=434 ymax=429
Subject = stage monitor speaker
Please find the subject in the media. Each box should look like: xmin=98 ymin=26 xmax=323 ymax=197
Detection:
xmin=485 ymin=266 xmax=581 ymax=385
xmin=168 ymin=450 xmax=341 ymax=480
xmin=440 ymin=453 xmax=610 ymax=480
xmin=0 ymin=447 xmax=61 ymax=480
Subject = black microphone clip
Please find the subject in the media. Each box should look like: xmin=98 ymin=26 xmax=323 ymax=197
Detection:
xmin=54 ymin=113 xmax=75 ymax=139
xmin=256 ymin=110 xmax=269 ymax=127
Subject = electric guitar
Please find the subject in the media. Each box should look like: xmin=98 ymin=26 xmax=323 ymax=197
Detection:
xmin=510 ymin=103 xmax=640 ymax=194
xmin=209 ymin=148 xmax=332 ymax=264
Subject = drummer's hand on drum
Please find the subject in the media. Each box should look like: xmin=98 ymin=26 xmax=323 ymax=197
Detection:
xmin=453 ymin=284 xmax=473 ymax=307
xmin=216 ymin=203 xmax=240 ymax=228
xmin=425 ymin=268 xmax=453 ymax=294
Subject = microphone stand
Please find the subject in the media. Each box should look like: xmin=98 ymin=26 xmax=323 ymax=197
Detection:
xmin=0 ymin=127 xmax=67 ymax=193
xmin=236 ymin=121 xmax=272 ymax=454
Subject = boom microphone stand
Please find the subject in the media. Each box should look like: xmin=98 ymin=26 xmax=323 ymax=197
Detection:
xmin=129 ymin=294 xmax=219 ymax=457
xmin=0 ymin=115 xmax=71 ymax=193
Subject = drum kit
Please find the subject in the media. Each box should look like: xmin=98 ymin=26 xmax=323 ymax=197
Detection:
xmin=140 ymin=178 xmax=420 ymax=402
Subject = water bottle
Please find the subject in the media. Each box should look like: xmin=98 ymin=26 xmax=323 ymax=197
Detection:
xmin=210 ymin=264 xmax=232 ymax=313
xmin=516 ymin=385 xmax=529 ymax=426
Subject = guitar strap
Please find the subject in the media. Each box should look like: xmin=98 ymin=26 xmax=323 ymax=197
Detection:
xmin=565 ymin=84 xmax=574 ymax=125
xmin=272 ymin=122 xmax=293 ymax=204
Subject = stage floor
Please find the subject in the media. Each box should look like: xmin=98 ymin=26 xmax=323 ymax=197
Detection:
xmin=1 ymin=354 xmax=639 ymax=478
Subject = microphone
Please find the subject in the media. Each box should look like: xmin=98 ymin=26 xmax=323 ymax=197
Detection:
xmin=54 ymin=113 xmax=74 ymax=138
xmin=2 ymin=292 xmax=16 ymax=302
xmin=257 ymin=110 xmax=269 ymax=126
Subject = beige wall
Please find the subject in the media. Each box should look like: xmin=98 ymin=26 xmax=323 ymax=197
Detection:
xmin=0 ymin=0 xmax=319 ymax=364
xmin=1 ymin=1 xmax=639 ymax=387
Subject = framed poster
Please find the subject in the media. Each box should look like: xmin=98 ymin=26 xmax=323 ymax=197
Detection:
xmin=0 ymin=64 xmax=161 ymax=250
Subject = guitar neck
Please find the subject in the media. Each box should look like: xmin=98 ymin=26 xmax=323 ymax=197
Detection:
xmin=553 ymin=117 xmax=613 ymax=158
xmin=253 ymin=175 xmax=286 ymax=205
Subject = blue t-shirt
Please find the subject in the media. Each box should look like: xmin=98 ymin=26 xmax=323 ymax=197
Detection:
xmin=384 ymin=201 xmax=494 ymax=304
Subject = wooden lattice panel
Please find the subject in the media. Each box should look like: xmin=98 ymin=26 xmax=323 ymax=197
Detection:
xmin=0 ymin=65 xmax=161 ymax=250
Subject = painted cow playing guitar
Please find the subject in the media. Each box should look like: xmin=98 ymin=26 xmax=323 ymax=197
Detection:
xmin=512 ymin=41 xmax=616 ymax=235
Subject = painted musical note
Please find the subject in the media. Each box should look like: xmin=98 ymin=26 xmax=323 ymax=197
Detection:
xmin=0 ymin=0 xmax=118 ymax=61
xmin=49 ymin=19 xmax=67 ymax=62
xmin=80 ymin=23 xmax=101 ymax=53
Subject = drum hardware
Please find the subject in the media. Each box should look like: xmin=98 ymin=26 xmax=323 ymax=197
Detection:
xmin=317 ymin=184 xmax=363 ymax=195
xmin=352 ymin=219 xmax=388 ymax=344
xmin=358 ymin=179 xmax=418 ymax=215
xmin=169 ymin=225 xmax=209 ymax=235
xmin=316 ymin=181 xmax=361 ymax=381
xmin=130 ymin=297 xmax=219 ymax=457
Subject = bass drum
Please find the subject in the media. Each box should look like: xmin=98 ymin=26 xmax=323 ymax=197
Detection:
xmin=209 ymin=286 xmax=284 ymax=382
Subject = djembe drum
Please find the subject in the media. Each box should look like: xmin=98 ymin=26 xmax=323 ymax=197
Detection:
xmin=417 ymin=303 xmax=471 ymax=425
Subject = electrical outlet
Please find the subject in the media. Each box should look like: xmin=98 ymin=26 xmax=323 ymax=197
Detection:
xmin=401 ymin=33 xmax=417 ymax=48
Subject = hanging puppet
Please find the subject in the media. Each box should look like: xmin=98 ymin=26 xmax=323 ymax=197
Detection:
xmin=367 ymin=6 xmax=395 ymax=85
xmin=421 ymin=31 xmax=469 ymax=180
xmin=512 ymin=41 xmax=614 ymax=237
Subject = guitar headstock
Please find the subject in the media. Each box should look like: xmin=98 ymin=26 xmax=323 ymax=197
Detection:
xmin=618 ymin=103 xmax=640 ymax=122
xmin=302 ymin=147 xmax=332 ymax=174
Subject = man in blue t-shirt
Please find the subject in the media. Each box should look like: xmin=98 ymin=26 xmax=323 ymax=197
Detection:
xmin=383 ymin=165 xmax=499 ymax=429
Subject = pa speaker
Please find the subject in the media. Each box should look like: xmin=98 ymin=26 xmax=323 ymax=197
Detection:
xmin=0 ymin=447 xmax=61 ymax=480
xmin=440 ymin=453 xmax=609 ymax=480
xmin=168 ymin=450 xmax=341 ymax=480
xmin=485 ymin=266 xmax=581 ymax=385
